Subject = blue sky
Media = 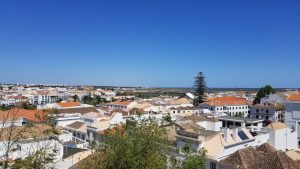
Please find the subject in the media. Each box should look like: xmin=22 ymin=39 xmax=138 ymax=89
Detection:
xmin=0 ymin=0 xmax=299 ymax=88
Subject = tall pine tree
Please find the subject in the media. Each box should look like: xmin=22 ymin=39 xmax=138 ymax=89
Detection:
xmin=194 ymin=72 xmax=207 ymax=106
xmin=253 ymin=85 xmax=275 ymax=104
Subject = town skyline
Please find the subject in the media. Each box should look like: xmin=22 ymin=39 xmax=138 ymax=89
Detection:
xmin=1 ymin=0 xmax=300 ymax=88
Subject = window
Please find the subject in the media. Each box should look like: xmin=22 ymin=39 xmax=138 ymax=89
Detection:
xmin=256 ymin=109 xmax=259 ymax=113
xmin=210 ymin=162 xmax=216 ymax=169
xmin=256 ymin=115 xmax=259 ymax=118
xmin=217 ymin=108 xmax=219 ymax=111
xmin=266 ymin=116 xmax=269 ymax=120
xmin=266 ymin=110 xmax=269 ymax=114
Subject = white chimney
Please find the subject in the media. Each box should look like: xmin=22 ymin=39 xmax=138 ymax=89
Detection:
xmin=223 ymin=128 xmax=229 ymax=142
xmin=233 ymin=128 xmax=238 ymax=141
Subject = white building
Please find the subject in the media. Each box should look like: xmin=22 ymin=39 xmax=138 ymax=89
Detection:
xmin=107 ymin=100 xmax=137 ymax=110
xmin=167 ymin=106 xmax=200 ymax=117
xmin=284 ymin=92 xmax=300 ymax=147
xmin=37 ymin=101 xmax=94 ymax=110
xmin=218 ymin=116 xmax=264 ymax=132
xmin=176 ymin=126 xmax=265 ymax=169
xmin=50 ymin=113 xmax=82 ymax=127
xmin=0 ymin=125 xmax=69 ymax=162
xmin=267 ymin=122 xmax=298 ymax=151
xmin=0 ymin=98 xmax=16 ymax=106
xmin=250 ymin=104 xmax=285 ymax=125
xmin=261 ymin=94 xmax=286 ymax=105
xmin=250 ymin=94 xmax=286 ymax=126
xmin=64 ymin=113 xmax=125 ymax=142
xmin=175 ymin=114 xmax=297 ymax=169
xmin=200 ymin=96 xmax=250 ymax=118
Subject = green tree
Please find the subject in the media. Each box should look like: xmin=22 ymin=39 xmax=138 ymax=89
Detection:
xmin=182 ymin=148 xmax=207 ymax=169
xmin=76 ymin=119 xmax=172 ymax=169
xmin=11 ymin=149 xmax=56 ymax=169
xmin=0 ymin=109 xmax=60 ymax=169
xmin=20 ymin=102 xmax=36 ymax=110
xmin=253 ymin=85 xmax=275 ymax=104
xmin=193 ymin=72 xmax=207 ymax=106
xmin=163 ymin=113 xmax=172 ymax=124
xmin=94 ymin=95 xmax=101 ymax=105
xmin=82 ymin=95 xmax=93 ymax=104
xmin=73 ymin=94 xmax=79 ymax=102
xmin=0 ymin=105 xmax=9 ymax=111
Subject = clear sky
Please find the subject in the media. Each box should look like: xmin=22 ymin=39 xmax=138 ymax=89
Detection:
xmin=0 ymin=0 xmax=299 ymax=88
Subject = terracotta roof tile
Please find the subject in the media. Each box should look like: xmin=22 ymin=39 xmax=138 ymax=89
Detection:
xmin=205 ymin=96 xmax=249 ymax=106
xmin=57 ymin=102 xmax=81 ymax=107
xmin=267 ymin=122 xmax=287 ymax=131
xmin=57 ymin=107 xmax=99 ymax=114
xmin=0 ymin=108 xmax=47 ymax=122
xmin=220 ymin=143 xmax=300 ymax=169
xmin=110 ymin=100 xmax=131 ymax=106
xmin=66 ymin=121 xmax=85 ymax=130
xmin=0 ymin=124 xmax=61 ymax=141
xmin=287 ymin=92 xmax=300 ymax=101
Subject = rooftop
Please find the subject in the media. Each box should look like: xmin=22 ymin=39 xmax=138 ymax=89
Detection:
xmin=57 ymin=107 xmax=99 ymax=114
xmin=109 ymin=100 xmax=132 ymax=106
xmin=66 ymin=121 xmax=85 ymax=130
xmin=57 ymin=102 xmax=81 ymax=107
xmin=250 ymin=104 xmax=284 ymax=110
xmin=0 ymin=108 xmax=47 ymax=122
xmin=219 ymin=143 xmax=300 ymax=169
xmin=287 ymin=92 xmax=300 ymax=101
xmin=182 ymin=114 xmax=219 ymax=122
xmin=267 ymin=122 xmax=287 ymax=131
xmin=218 ymin=116 xmax=264 ymax=123
xmin=205 ymin=96 xmax=249 ymax=107
xmin=0 ymin=124 xmax=61 ymax=141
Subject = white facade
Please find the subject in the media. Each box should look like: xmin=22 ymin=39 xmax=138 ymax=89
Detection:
xmin=218 ymin=116 xmax=264 ymax=132
xmin=29 ymin=95 xmax=59 ymax=105
xmin=50 ymin=113 xmax=82 ymax=127
xmin=250 ymin=104 xmax=285 ymax=124
xmin=269 ymin=126 xmax=298 ymax=151
xmin=200 ymin=104 xmax=250 ymax=118
xmin=0 ymin=132 xmax=71 ymax=162
xmin=285 ymin=100 xmax=300 ymax=147
xmin=0 ymin=118 xmax=23 ymax=128
xmin=176 ymin=127 xmax=267 ymax=169
xmin=261 ymin=94 xmax=286 ymax=105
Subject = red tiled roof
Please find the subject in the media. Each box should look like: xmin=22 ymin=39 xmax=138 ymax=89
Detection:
xmin=205 ymin=96 xmax=249 ymax=106
xmin=97 ymin=124 xmax=124 ymax=135
xmin=36 ymin=91 xmax=50 ymax=95
xmin=0 ymin=108 xmax=47 ymax=122
xmin=57 ymin=102 xmax=81 ymax=107
xmin=110 ymin=100 xmax=131 ymax=106
xmin=287 ymin=92 xmax=300 ymax=101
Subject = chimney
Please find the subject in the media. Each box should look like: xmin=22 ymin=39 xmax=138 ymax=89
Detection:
xmin=223 ymin=128 xmax=229 ymax=142
xmin=233 ymin=128 xmax=238 ymax=141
